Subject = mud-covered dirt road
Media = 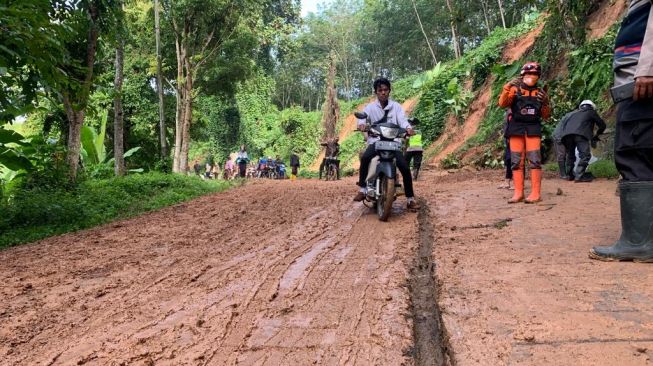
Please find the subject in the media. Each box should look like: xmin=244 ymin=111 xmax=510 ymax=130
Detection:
xmin=3 ymin=169 xmax=653 ymax=366
xmin=0 ymin=179 xmax=423 ymax=365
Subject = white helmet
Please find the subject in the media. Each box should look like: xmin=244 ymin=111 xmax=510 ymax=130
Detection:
xmin=579 ymin=100 xmax=596 ymax=109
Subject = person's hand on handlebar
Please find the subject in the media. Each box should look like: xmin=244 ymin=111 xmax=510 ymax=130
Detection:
xmin=406 ymin=128 xmax=416 ymax=136
xmin=358 ymin=123 xmax=367 ymax=132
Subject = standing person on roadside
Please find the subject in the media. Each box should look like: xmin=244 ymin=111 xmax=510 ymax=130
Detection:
xmin=405 ymin=118 xmax=424 ymax=180
xmin=354 ymin=77 xmax=420 ymax=210
xmin=498 ymin=62 xmax=552 ymax=204
xmin=319 ymin=139 xmax=341 ymax=180
xmin=552 ymin=116 xmax=569 ymax=180
xmin=499 ymin=110 xmax=514 ymax=189
xmin=590 ymin=0 xmax=653 ymax=262
xmin=559 ymin=100 xmax=606 ymax=182
xmin=289 ymin=150 xmax=300 ymax=181
xmin=236 ymin=145 xmax=249 ymax=178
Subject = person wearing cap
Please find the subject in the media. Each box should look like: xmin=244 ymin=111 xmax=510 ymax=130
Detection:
xmin=590 ymin=0 xmax=653 ymax=262
xmin=498 ymin=61 xmax=552 ymax=203
xmin=558 ymin=100 xmax=606 ymax=182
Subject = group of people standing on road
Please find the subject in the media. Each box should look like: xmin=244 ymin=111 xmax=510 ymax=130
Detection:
xmin=496 ymin=0 xmax=653 ymax=263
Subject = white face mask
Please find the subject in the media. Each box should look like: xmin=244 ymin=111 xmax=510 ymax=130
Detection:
xmin=523 ymin=75 xmax=539 ymax=87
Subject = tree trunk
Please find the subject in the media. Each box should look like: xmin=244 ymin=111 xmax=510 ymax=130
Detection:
xmin=444 ymin=0 xmax=461 ymax=59
xmin=64 ymin=4 xmax=99 ymax=181
xmin=179 ymin=63 xmax=193 ymax=173
xmin=497 ymin=0 xmax=507 ymax=29
xmin=154 ymin=0 xmax=167 ymax=159
xmin=321 ymin=53 xmax=339 ymax=142
xmin=63 ymin=96 xmax=85 ymax=179
xmin=172 ymin=28 xmax=185 ymax=173
xmin=411 ymin=0 xmax=438 ymax=65
xmin=480 ymin=0 xmax=492 ymax=35
xmin=114 ymin=38 xmax=125 ymax=176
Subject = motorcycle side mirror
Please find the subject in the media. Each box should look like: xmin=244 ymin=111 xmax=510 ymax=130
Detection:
xmin=354 ymin=112 xmax=368 ymax=119
xmin=408 ymin=117 xmax=420 ymax=124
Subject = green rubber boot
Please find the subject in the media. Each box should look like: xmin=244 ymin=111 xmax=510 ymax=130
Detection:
xmin=589 ymin=181 xmax=653 ymax=262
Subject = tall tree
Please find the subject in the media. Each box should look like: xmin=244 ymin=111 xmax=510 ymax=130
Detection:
xmin=154 ymin=0 xmax=167 ymax=159
xmin=113 ymin=1 xmax=126 ymax=176
xmin=321 ymin=52 xmax=339 ymax=143
xmin=444 ymin=0 xmax=461 ymax=59
xmin=51 ymin=0 xmax=120 ymax=180
xmin=411 ymin=0 xmax=438 ymax=65
xmin=497 ymin=0 xmax=507 ymax=29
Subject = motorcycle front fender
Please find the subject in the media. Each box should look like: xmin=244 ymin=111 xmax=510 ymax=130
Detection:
xmin=375 ymin=161 xmax=395 ymax=180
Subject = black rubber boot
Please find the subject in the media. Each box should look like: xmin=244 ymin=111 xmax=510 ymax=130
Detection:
xmin=412 ymin=168 xmax=420 ymax=181
xmin=589 ymin=181 xmax=653 ymax=262
xmin=558 ymin=162 xmax=569 ymax=180
xmin=574 ymin=164 xmax=588 ymax=182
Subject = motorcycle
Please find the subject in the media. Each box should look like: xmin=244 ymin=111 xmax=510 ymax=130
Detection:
xmin=354 ymin=111 xmax=409 ymax=221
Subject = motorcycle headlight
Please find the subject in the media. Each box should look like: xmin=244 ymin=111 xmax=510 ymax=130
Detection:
xmin=380 ymin=126 xmax=399 ymax=139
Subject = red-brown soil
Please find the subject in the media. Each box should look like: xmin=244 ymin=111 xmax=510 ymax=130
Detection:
xmin=586 ymin=0 xmax=628 ymax=41
xmin=419 ymin=169 xmax=653 ymax=365
xmin=2 ymin=169 xmax=653 ymax=365
xmin=0 ymin=179 xmax=418 ymax=365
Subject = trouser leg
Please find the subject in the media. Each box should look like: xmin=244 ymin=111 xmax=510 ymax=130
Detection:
xmin=413 ymin=152 xmax=423 ymax=179
xmin=525 ymin=135 xmax=542 ymax=203
xmin=508 ymin=136 xmax=526 ymax=202
xmin=395 ymin=151 xmax=414 ymax=198
xmin=358 ymin=144 xmax=377 ymax=187
xmin=319 ymin=159 xmax=325 ymax=179
xmin=574 ymin=135 xmax=591 ymax=178
xmin=505 ymin=138 xmax=513 ymax=180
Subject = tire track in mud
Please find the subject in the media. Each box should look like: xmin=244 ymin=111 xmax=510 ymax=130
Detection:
xmin=0 ymin=178 xmax=419 ymax=365
xmin=409 ymin=199 xmax=453 ymax=366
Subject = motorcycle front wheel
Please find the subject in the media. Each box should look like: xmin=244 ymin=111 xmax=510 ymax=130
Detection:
xmin=376 ymin=175 xmax=395 ymax=221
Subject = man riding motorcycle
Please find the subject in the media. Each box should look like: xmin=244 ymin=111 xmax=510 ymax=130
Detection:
xmin=353 ymin=77 xmax=420 ymax=210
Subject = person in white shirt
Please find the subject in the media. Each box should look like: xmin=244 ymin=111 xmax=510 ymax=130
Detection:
xmin=353 ymin=77 xmax=420 ymax=210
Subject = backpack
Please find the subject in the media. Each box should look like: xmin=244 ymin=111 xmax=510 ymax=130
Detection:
xmin=511 ymin=86 xmax=542 ymax=124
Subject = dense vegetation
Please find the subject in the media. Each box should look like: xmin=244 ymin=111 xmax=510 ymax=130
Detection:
xmin=1 ymin=0 xmax=622 ymax=245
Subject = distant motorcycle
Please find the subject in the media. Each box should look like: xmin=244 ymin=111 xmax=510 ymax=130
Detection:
xmin=355 ymin=111 xmax=408 ymax=221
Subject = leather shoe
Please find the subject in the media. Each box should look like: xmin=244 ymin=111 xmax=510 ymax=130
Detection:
xmin=353 ymin=192 xmax=366 ymax=202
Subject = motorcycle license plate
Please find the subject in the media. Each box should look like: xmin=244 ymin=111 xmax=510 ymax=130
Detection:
xmin=375 ymin=141 xmax=400 ymax=151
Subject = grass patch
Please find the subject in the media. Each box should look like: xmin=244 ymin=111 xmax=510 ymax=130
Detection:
xmin=543 ymin=162 xmax=558 ymax=172
xmin=588 ymin=159 xmax=619 ymax=178
xmin=0 ymin=172 xmax=239 ymax=248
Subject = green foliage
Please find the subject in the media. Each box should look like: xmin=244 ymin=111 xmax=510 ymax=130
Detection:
xmin=444 ymin=77 xmax=474 ymax=119
xmin=338 ymin=132 xmax=366 ymax=170
xmin=391 ymin=74 xmax=420 ymax=103
xmin=0 ymin=172 xmax=238 ymax=248
xmin=588 ymin=159 xmax=619 ymax=178
xmin=531 ymin=0 xmax=602 ymax=68
xmin=412 ymin=16 xmax=539 ymax=145
xmin=441 ymin=154 xmax=461 ymax=169
xmin=547 ymin=26 xmax=617 ymax=123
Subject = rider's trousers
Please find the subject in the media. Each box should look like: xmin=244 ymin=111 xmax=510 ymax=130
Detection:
xmin=358 ymin=144 xmax=415 ymax=198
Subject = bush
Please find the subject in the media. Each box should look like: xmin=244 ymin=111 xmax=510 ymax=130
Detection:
xmin=0 ymin=172 xmax=238 ymax=248
xmin=588 ymin=159 xmax=619 ymax=178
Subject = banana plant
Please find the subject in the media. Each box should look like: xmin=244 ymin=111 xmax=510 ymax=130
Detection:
xmin=80 ymin=110 xmax=142 ymax=173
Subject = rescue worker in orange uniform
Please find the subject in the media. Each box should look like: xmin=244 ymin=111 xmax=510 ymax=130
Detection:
xmin=498 ymin=62 xmax=552 ymax=203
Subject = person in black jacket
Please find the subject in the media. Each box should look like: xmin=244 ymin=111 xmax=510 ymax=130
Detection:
xmin=559 ymin=100 xmax=606 ymax=182
xmin=590 ymin=0 xmax=653 ymax=262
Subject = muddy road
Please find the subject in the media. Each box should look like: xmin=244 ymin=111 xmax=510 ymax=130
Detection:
xmin=3 ymin=169 xmax=652 ymax=365
xmin=0 ymin=178 xmax=430 ymax=365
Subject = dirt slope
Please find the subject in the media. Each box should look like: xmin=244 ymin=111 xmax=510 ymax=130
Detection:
xmin=586 ymin=0 xmax=627 ymax=41
xmin=0 ymin=179 xmax=418 ymax=365
xmin=425 ymin=23 xmax=545 ymax=167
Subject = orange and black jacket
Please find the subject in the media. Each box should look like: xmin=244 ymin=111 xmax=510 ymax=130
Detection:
xmin=498 ymin=83 xmax=551 ymax=137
